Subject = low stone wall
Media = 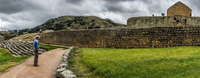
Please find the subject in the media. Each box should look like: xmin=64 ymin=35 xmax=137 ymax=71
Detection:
xmin=40 ymin=26 xmax=200 ymax=48
xmin=127 ymin=16 xmax=200 ymax=27
xmin=56 ymin=46 xmax=77 ymax=78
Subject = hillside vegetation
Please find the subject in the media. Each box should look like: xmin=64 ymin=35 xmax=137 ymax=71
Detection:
xmin=29 ymin=16 xmax=126 ymax=32
xmin=69 ymin=46 xmax=200 ymax=78
xmin=0 ymin=16 xmax=126 ymax=40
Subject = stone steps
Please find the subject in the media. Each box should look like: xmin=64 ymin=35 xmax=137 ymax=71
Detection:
xmin=0 ymin=40 xmax=45 ymax=57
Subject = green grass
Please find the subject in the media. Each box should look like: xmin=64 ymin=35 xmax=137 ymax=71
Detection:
xmin=0 ymin=49 xmax=30 ymax=73
xmin=68 ymin=48 xmax=92 ymax=77
xmin=79 ymin=46 xmax=200 ymax=78
xmin=39 ymin=44 xmax=68 ymax=51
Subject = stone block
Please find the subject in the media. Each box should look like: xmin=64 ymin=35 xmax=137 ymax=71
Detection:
xmin=60 ymin=70 xmax=77 ymax=78
xmin=56 ymin=68 xmax=66 ymax=77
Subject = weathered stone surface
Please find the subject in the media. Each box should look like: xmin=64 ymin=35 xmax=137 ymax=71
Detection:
xmin=41 ymin=30 xmax=54 ymax=33
xmin=127 ymin=1 xmax=195 ymax=27
xmin=60 ymin=63 xmax=68 ymax=68
xmin=60 ymin=70 xmax=77 ymax=78
xmin=56 ymin=68 xmax=66 ymax=77
xmin=56 ymin=46 xmax=77 ymax=78
xmin=40 ymin=26 xmax=200 ymax=48
xmin=127 ymin=16 xmax=200 ymax=27
xmin=167 ymin=1 xmax=191 ymax=17
xmin=0 ymin=40 xmax=45 ymax=56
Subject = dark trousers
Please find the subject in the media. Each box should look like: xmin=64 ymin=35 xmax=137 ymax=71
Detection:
xmin=34 ymin=49 xmax=39 ymax=66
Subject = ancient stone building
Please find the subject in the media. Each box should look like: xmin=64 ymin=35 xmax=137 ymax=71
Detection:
xmin=127 ymin=1 xmax=200 ymax=27
xmin=167 ymin=1 xmax=192 ymax=17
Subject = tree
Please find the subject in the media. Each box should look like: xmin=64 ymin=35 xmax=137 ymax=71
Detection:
xmin=55 ymin=23 xmax=65 ymax=31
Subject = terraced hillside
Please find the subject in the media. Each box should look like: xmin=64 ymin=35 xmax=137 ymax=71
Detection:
xmin=0 ymin=40 xmax=45 ymax=56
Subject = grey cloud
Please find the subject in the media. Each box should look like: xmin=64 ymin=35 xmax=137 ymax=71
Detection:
xmin=184 ymin=0 xmax=200 ymax=11
xmin=103 ymin=0 xmax=141 ymax=13
xmin=187 ymin=0 xmax=200 ymax=7
xmin=0 ymin=0 xmax=200 ymax=30
xmin=0 ymin=0 xmax=44 ymax=14
xmin=148 ymin=4 xmax=161 ymax=14
xmin=0 ymin=0 xmax=26 ymax=14
xmin=65 ymin=0 xmax=83 ymax=4
xmin=103 ymin=0 xmax=137 ymax=2
xmin=105 ymin=3 xmax=123 ymax=12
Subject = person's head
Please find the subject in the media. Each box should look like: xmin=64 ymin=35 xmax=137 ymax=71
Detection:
xmin=36 ymin=36 xmax=40 ymax=40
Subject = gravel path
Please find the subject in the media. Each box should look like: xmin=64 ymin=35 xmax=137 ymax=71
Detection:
xmin=0 ymin=48 xmax=67 ymax=78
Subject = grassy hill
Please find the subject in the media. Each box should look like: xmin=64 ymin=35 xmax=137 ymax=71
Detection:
xmin=29 ymin=16 xmax=126 ymax=33
xmin=1 ymin=16 xmax=126 ymax=40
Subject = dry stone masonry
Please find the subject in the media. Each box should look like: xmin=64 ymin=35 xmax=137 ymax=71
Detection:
xmin=0 ymin=40 xmax=45 ymax=56
xmin=167 ymin=1 xmax=191 ymax=17
xmin=127 ymin=1 xmax=197 ymax=27
xmin=56 ymin=46 xmax=77 ymax=78
xmin=40 ymin=26 xmax=200 ymax=48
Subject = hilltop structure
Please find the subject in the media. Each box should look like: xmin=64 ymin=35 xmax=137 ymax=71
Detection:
xmin=127 ymin=1 xmax=200 ymax=27
xmin=167 ymin=1 xmax=192 ymax=17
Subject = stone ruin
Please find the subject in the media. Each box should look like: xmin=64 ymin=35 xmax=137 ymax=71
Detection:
xmin=0 ymin=40 xmax=45 ymax=56
xmin=127 ymin=1 xmax=200 ymax=27
xmin=41 ymin=30 xmax=54 ymax=34
xmin=0 ymin=35 xmax=4 ymax=41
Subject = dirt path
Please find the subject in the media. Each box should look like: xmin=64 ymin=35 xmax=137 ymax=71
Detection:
xmin=0 ymin=48 xmax=67 ymax=78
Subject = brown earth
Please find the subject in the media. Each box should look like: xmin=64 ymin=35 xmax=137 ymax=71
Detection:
xmin=0 ymin=48 xmax=67 ymax=78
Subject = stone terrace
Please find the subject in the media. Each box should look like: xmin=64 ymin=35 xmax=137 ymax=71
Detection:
xmin=40 ymin=26 xmax=200 ymax=48
xmin=0 ymin=40 xmax=45 ymax=56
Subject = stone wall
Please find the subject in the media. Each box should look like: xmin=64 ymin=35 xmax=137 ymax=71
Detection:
xmin=167 ymin=1 xmax=191 ymax=17
xmin=56 ymin=46 xmax=77 ymax=78
xmin=40 ymin=26 xmax=200 ymax=48
xmin=127 ymin=16 xmax=200 ymax=27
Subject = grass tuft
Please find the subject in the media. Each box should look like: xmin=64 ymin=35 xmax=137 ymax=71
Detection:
xmin=39 ymin=44 xmax=68 ymax=51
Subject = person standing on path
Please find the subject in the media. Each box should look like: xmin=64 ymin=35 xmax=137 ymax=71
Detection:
xmin=33 ymin=36 xmax=40 ymax=66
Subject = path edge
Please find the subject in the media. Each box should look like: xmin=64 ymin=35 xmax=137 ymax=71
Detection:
xmin=56 ymin=46 xmax=77 ymax=78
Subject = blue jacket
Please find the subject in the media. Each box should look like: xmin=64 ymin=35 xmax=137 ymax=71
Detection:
xmin=33 ymin=39 xmax=39 ymax=50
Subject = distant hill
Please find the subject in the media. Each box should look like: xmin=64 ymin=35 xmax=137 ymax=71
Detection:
xmin=0 ymin=16 xmax=126 ymax=40
xmin=28 ymin=16 xmax=126 ymax=33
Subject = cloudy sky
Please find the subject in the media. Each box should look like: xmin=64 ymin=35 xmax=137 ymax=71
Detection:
xmin=0 ymin=0 xmax=199 ymax=30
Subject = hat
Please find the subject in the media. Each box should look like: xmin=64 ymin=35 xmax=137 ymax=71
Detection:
xmin=36 ymin=35 xmax=40 ymax=39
